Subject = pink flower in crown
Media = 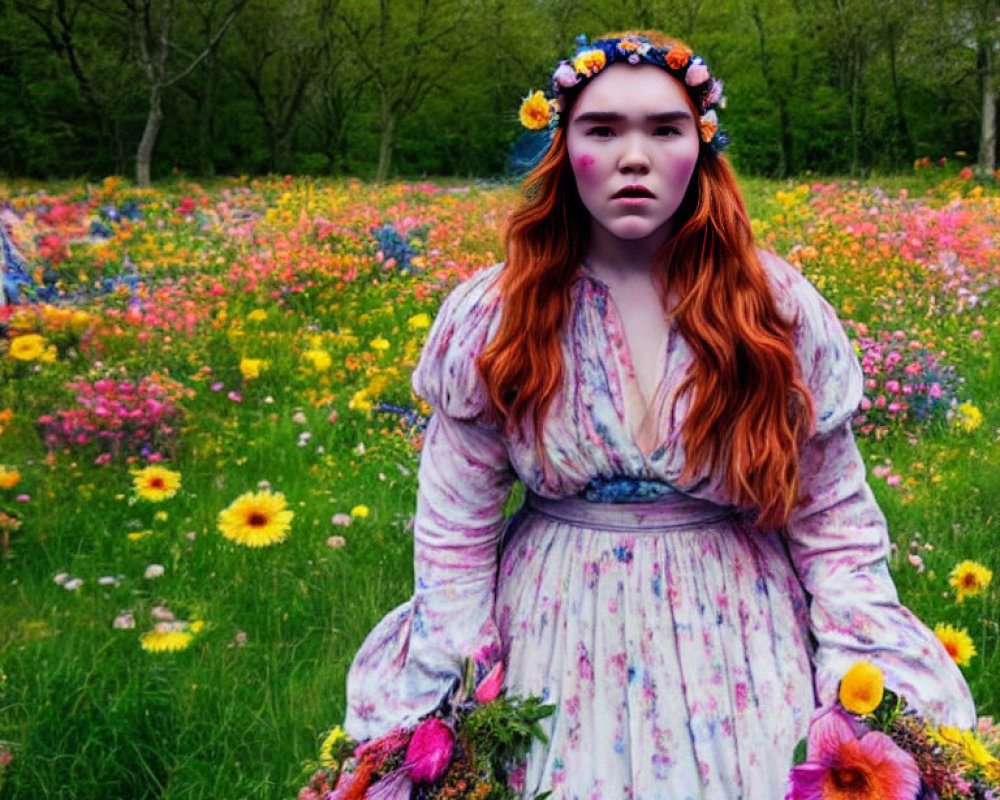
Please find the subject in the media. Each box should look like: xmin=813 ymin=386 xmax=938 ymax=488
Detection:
xmin=706 ymin=78 xmax=725 ymax=106
xmin=787 ymin=706 xmax=920 ymax=800
xmin=404 ymin=718 xmax=454 ymax=784
xmin=552 ymin=61 xmax=580 ymax=89
xmin=685 ymin=63 xmax=710 ymax=87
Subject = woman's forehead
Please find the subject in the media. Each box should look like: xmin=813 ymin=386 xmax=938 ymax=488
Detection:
xmin=569 ymin=63 xmax=692 ymax=120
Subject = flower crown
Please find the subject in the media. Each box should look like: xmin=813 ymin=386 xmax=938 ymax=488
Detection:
xmin=518 ymin=34 xmax=729 ymax=154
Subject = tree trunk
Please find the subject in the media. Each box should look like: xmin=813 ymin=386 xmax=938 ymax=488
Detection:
xmin=274 ymin=130 xmax=296 ymax=174
xmin=980 ymin=38 xmax=997 ymax=176
xmin=137 ymin=82 xmax=164 ymax=187
xmin=376 ymin=104 xmax=396 ymax=182
xmin=886 ymin=22 xmax=914 ymax=164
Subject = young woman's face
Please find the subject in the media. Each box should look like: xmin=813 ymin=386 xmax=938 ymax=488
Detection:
xmin=566 ymin=63 xmax=701 ymax=244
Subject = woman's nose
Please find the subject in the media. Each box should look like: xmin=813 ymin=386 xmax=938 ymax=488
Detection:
xmin=618 ymin=133 xmax=652 ymax=173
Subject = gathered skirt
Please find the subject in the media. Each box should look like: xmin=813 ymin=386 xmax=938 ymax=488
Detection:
xmin=495 ymin=492 xmax=818 ymax=800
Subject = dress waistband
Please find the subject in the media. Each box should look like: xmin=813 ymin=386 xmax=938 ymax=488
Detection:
xmin=523 ymin=490 xmax=740 ymax=533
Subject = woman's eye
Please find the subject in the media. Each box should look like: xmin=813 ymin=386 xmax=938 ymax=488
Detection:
xmin=586 ymin=126 xmax=614 ymax=138
xmin=655 ymin=125 xmax=681 ymax=137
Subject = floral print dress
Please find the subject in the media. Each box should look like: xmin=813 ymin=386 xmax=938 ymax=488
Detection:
xmin=343 ymin=257 xmax=975 ymax=800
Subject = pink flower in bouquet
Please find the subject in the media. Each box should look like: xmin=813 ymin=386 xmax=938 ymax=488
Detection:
xmin=788 ymin=707 xmax=921 ymax=800
xmin=404 ymin=718 xmax=454 ymax=784
xmin=475 ymin=662 xmax=505 ymax=704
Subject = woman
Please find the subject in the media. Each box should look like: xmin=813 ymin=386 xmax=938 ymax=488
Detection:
xmin=344 ymin=32 xmax=975 ymax=798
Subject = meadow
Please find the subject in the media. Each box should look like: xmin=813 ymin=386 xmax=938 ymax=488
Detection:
xmin=0 ymin=165 xmax=997 ymax=799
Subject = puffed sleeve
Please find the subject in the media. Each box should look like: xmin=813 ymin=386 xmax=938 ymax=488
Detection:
xmin=344 ymin=265 xmax=515 ymax=741
xmin=767 ymin=254 xmax=977 ymax=728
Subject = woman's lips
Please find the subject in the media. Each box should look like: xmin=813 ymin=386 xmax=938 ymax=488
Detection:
xmin=612 ymin=185 xmax=655 ymax=199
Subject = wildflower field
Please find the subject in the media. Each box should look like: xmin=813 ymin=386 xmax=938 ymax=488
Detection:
xmin=0 ymin=168 xmax=997 ymax=798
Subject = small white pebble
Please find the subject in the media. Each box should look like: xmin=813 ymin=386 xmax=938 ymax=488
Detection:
xmin=53 ymin=572 xmax=69 ymax=585
xmin=144 ymin=564 xmax=165 ymax=579
xmin=63 ymin=578 xmax=84 ymax=591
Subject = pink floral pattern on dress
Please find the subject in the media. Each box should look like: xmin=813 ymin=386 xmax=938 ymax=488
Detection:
xmin=344 ymin=256 xmax=975 ymax=799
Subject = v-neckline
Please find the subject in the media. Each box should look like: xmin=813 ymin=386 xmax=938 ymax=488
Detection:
xmin=581 ymin=266 xmax=671 ymax=460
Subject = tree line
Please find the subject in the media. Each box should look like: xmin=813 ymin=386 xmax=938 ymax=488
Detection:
xmin=0 ymin=0 xmax=996 ymax=184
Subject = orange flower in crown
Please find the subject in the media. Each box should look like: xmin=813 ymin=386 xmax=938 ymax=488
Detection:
xmin=666 ymin=43 xmax=694 ymax=69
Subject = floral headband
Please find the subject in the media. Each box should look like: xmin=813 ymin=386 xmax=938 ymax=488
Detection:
xmin=517 ymin=34 xmax=729 ymax=155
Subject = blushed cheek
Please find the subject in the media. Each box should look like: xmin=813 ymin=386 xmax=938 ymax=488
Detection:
xmin=574 ymin=153 xmax=596 ymax=181
xmin=666 ymin=150 xmax=699 ymax=187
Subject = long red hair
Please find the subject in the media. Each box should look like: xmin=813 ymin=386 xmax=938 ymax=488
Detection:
xmin=478 ymin=54 xmax=815 ymax=529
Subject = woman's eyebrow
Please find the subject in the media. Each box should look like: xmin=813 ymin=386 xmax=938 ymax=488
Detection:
xmin=573 ymin=110 xmax=693 ymax=124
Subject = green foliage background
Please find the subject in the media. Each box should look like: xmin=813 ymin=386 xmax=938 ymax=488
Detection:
xmin=0 ymin=0 xmax=992 ymax=180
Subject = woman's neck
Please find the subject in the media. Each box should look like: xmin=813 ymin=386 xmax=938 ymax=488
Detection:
xmin=583 ymin=219 xmax=674 ymax=283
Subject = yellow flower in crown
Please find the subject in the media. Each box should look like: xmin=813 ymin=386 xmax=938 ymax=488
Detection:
xmin=573 ymin=48 xmax=607 ymax=77
xmin=948 ymin=559 xmax=993 ymax=603
xmin=519 ymin=91 xmax=554 ymax=130
xmin=838 ymin=661 xmax=884 ymax=715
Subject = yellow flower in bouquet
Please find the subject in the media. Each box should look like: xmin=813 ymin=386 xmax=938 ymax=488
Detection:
xmin=838 ymin=661 xmax=884 ymax=714
xmin=930 ymin=727 xmax=1000 ymax=780
xmin=949 ymin=560 xmax=993 ymax=603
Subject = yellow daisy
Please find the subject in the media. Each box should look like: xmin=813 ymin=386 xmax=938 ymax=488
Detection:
xmin=949 ymin=560 xmax=993 ymax=603
xmin=303 ymin=348 xmax=332 ymax=372
xmin=218 ymin=489 xmax=293 ymax=547
xmin=132 ymin=466 xmax=182 ymax=501
xmin=369 ymin=337 xmax=390 ymax=352
xmin=140 ymin=629 xmax=193 ymax=653
xmin=838 ymin=661 xmax=884 ymax=715
xmin=8 ymin=333 xmax=47 ymax=362
xmin=350 ymin=505 xmax=369 ymax=519
xmin=934 ymin=622 xmax=976 ymax=667
xmin=953 ymin=402 xmax=983 ymax=432
xmin=407 ymin=312 xmax=431 ymax=331
xmin=240 ymin=357 xmax=269 ymax=380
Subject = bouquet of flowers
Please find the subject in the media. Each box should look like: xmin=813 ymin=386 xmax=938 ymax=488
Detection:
xmin=787 ymin=662 xmax=1000 ymax=800
xmin=300 ymin=656 xmax=554 ymax=800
